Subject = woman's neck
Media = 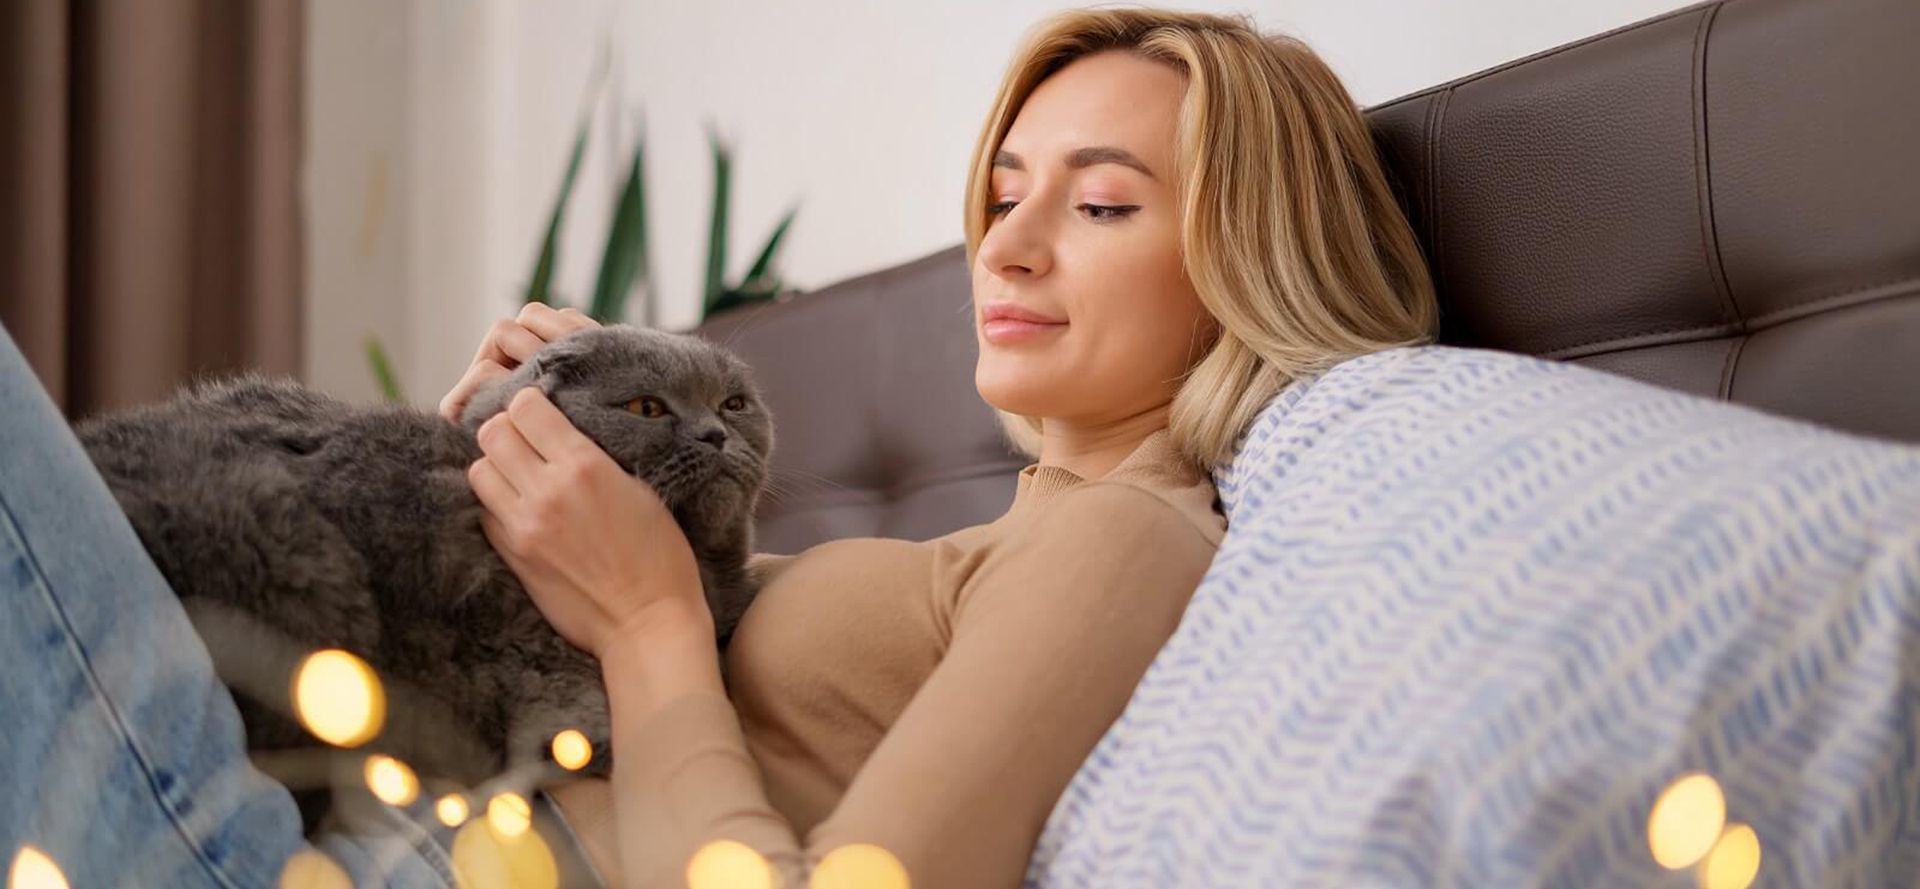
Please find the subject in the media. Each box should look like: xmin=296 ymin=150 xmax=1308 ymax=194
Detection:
xmin=1036 ymin=403 xmax=1171 ymax=480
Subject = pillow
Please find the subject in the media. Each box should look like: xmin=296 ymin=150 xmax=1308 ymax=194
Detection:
xmin=1026 ymin=346 xmax=1920 ymax=888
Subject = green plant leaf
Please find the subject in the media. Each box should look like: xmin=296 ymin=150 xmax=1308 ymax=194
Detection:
xmin=362 ymin=334 xmax=406 ymax=404
xmin=702 ymin=130 xmax=732 ymax=314
xmin=739 ymin=204 xmax=797 ymax=290
xmin=526 ymin=117 xmax=593 ymax=307
xmin=589 ymin=131 xmax=649 ymax=323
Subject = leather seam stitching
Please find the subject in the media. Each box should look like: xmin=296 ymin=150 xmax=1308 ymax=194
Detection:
xmin=1692 ymin=2 xmax=1742 ymax=326
xmin=1367 ymin=0 xmax=1734 ymax=112
xmin=1431 ymin=88 xmax=1453 ymax=301
xmin=1746 ymin=275 xmax=1920 ymax=327
xmin=1544 ymin=283 xmax=1919 ymax=359
xmin=1716 ymin=335 xmax=1747 ymax=399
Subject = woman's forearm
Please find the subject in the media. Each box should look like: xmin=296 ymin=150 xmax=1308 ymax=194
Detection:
xmin=600 ymin=601 xmax=724 ymax=720
xmin=599 ymin=601 xmax=728 ymax=887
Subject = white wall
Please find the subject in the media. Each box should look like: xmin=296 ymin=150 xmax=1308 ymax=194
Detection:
xmin=305 ymin=0 xmax=1696 ymax=405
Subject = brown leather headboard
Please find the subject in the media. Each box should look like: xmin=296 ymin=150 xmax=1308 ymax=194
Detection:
xmin=701 ymin=0 xmax=1920 ymax=555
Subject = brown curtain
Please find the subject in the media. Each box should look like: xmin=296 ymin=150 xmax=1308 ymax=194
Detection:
xmin=0 ymin=0 xmax=303 ymax=420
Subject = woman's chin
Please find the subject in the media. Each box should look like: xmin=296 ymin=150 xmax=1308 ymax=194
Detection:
xmin=975 ymin=371 xmax=1061 ymax=418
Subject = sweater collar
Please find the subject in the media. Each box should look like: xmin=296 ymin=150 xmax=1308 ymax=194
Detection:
xmin=1011 ymin=427 xmax=1194 ymax=506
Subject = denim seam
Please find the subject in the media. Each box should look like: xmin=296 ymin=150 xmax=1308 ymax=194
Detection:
xmin=0 ymin=487 xmax=252 ymax=889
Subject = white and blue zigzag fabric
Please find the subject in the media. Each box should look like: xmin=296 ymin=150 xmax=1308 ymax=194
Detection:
xmin=1027 ymin=346 xmax=1920 ymax=889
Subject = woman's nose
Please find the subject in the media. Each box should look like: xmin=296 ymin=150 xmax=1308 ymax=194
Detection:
xmin=977 ymin=206 xmax=1052 ymax=278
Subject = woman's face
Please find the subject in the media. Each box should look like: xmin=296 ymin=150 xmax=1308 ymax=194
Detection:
xmin=972 ymin=50 xmax=1213 ymax=432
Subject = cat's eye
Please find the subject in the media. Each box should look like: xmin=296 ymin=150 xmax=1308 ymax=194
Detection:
xmin=722 ymin=395 xmax=747 ymax=412
xmin=626 ymin=397 xmax=668 ymax=418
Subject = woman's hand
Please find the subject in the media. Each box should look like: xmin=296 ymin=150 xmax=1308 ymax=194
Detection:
xmin=467 ymin=386 xmax=710 ymax=660
xmin=439 ymin=303 xmax=599 ymax=423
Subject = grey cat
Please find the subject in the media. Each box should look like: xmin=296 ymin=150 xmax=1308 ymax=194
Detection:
xmin=74 ymin=324 xmax=773 ymax=830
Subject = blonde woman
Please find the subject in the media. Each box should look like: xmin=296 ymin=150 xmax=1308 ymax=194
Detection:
xmin=0 ymin=7 xmax=1430 ymax=889
xmin=444 ymin=9 xmax=1436 ymax=888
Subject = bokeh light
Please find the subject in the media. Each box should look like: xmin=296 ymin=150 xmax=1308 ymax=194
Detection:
xmin=487 ymin=792 xmax=533 ymax=839
xmin=438 ymin=793 xmax=473 ymax=827
xmin=550 ymin=729 xmax=592 ymax=771
xmin=291 ymin=649 xmax=385 ymax=747
xmin=1648 ymin=772 xmax=1727 ymax=869
xmin=451 ymin=818 xmax=557 ymax=889
xmin=686 ymin=840 xmax=775 ymax=889
xmin=1697 ymin=823 xmax=1762 ymax=889
xmin=363 ymin=754 xmax=420 ymax=807
xmin=8 ymin=846 xmax=68 ymax=889
xmin=277 ymin=848 xmax=351 ymax=889
xmin=810 ymin=843 xmax=909 ymax=889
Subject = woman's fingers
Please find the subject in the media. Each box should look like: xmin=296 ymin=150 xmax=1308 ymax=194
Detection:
xmin=516 ymin=302 xmax=601 ymax=344
xmin=467 ymin=455 xmax=519 ymax=511
xmin=477 ymin=317 xmax=551 ymax=367
xmin=439 ymin=358 xmax=510 ymax=422
xmin=445 ymin=305 xmax=603 ymax=422
xmin=475 ymin=411 xmax=547 ymax=492
xmin=506 ymin=387 xmax=598 ymax=464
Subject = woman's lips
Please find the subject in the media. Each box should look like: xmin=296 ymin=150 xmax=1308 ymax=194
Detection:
xmin=982 ymin=318 xmax=1067 ymax=345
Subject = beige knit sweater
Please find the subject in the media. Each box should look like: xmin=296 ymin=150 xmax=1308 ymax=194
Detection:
xmin=620 ymin=428 xmax=1225 ymax=888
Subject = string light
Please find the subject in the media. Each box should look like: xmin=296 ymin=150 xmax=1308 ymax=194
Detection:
xmin=7 ymin=846 xmax=68 ymax=889
xmin=1697 ymin=823 xmax=1761 ymax=889
xmin=811 ymin=844 xmax=909 ymax=889
xmin=291 ymin=649 xmax=385 ymax=747
xmin=1647 ymin=773 xmax=1726 ymax=869
xmin=451 ymin=819 xmax=557 ymax=889
xmin=550 ymin=729 xmax=592 ymax=771
xmin=686 ymin=840 xmax=775 ymax=889
xmin=363 ymin=754 xmax=420 ymax=807
xmin=438 ymin=794 xmax=472 ymax=828
xmin=277 ymin=848 xmax=351 ymax=889
xmin=487 ymin=792 xmax=533 ymax=839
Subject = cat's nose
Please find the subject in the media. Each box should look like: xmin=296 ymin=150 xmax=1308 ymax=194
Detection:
xmin=695 ymin=428 xmax=728 ymax=450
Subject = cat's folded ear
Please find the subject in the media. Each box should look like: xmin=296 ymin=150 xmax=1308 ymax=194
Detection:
xmin=530 ymin=333 xmax=596 ymax=392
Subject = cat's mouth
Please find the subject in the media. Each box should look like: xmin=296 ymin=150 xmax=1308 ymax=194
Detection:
xmin=640 ymin=447 xmax=759 ymax=508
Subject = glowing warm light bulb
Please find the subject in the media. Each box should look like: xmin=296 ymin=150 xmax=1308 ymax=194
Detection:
xmin=550 ymin=729 xmax=592 ymax=771
xmin=437 ymin=793 xmax=472 ymax=827
xmin=1697 ymin=823 xmax=1761 ymax=889
xmin=1648 ymin=772 xmax=1727 ymax=870
xmin=686 ymin=840 xmax=775 ymax=889
xmin=277 ymin=848 xmax=351 ymax=889
xmin=8 ymin=846 xmax=68 ymax=889
xmin=363 ymin=754 xmax=420 ymax=806
xmin=291 ymin=649 xmax=385 ymax=747
xmin=811 ymin=843 xmax=909 ymax=889
xmin=451 ymin=819 xmax=558 ymax=889
xmin=486 ymin=792 xmax=533 ymax=839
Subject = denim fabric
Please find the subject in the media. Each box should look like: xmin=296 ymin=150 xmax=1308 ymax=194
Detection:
xmin=0 ymin=323 xmax=459 ymax=889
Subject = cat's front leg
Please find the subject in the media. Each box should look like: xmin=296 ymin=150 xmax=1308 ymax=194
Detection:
xmin=505 ymin=643 xmax=615 ymax=781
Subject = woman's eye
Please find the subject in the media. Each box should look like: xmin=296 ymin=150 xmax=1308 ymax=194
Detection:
xmin=722 ymin=395 xmax=747 ymax=412
xmin=986 ymin=200 xmax=1018 ymax=217
xmin=1080 ymin=203 xmax=1140 ymax=221
xmin=625 ymin=397 xmax=668 ymax=418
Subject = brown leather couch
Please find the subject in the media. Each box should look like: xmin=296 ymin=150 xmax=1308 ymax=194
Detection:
xmin=699 ymin=0 xmax=1919 ymax=556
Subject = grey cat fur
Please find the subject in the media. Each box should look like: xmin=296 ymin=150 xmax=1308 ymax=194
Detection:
xmin=74 ymin=324 xmax=773 ymax=830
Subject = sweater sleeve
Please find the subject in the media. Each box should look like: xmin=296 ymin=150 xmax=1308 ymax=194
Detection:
xmin=618 ymin=482 xmax=1219 ymax=889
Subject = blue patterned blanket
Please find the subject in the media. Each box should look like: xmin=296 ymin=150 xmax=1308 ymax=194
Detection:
xmin=1027 ymin=346 xmax=1920 ymax=889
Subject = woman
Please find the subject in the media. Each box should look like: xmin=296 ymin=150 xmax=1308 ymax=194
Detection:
xmin=0 ymin=8 xmax=1430 ymax=889
xmin=444 ymin=9 xmax=1433 ymax=888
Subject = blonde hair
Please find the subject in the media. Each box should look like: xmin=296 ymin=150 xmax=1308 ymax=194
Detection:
xmin=964 ymin=7 xmax=1438 ymax=469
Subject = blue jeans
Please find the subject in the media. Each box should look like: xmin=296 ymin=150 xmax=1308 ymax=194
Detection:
xmin=0 ymin=325 xmax=461 ymax=888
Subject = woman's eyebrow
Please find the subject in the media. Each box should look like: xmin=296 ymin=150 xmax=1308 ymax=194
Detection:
xmin=993 ymin=146 xmax=1158 ymax=181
